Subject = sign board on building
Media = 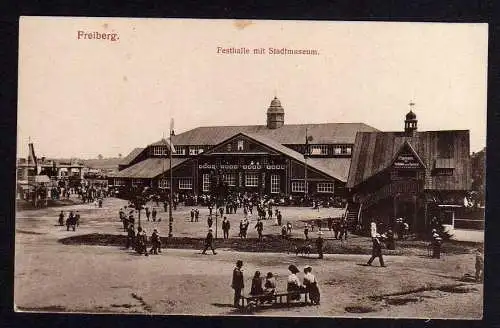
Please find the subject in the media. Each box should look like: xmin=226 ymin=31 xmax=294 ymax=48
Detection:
xmin=393 ymin=153 xmax=423 ymax=169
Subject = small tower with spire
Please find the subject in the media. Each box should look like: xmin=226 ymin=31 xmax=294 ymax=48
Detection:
xmin=267 ymin=96 xmax=285 ymax=129
xmin=404 ymin=102 xmax=418 ymax=136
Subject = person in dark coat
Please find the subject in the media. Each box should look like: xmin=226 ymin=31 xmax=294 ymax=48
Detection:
xmin=149 ymin=229 xmax=161 ymax=255
xmin=151 ymin=208 xmax=157 ymax=222
xmin=75 ymin=211 xmax=81 ymax=227
xmin=207 ymin=216 xmax=213 ymax=228
xmin=190 ymin=209 xmax=195 ymax=222
xmin=281 ymin=225 xmax=288 ymax=239
xmin=219 ymin=207 xmax=224 ymax=217
xmin=126 ymin=224 xmax=135 ymax=249
xmin=432 ymin=230 xmax=442 ymax=259
xmin=136 ymin=227 xmax=148 ymax=256
xmin=385 ymin=229 xmax=395 ymax=250
xmin=231 ymin=260 xmax=244 ymax=307
xmin=201 ymin=229 xmax=217 ymax=255
xmin=304 ymin=224 xmax=309 ymax=240
xmin=316 ymin=231 xmax=324 ymax=259
xmin=66 ymin=211 xmax=76 ymax=231
xmin=250 ymin=271 xmax=264 ymax=296
xmin=145 ymin=207 xmax=150 ymax=221
xmin=58 ymin=211 xmax=65 ymax=226
xmin=222 ymin=217 xmax=230 ymax=239
xmin=255 ymin=219 xmax=264 ymax=241
xmin=277 ymin=211 xmax=282 ymax=226
xmin=367 ymin=234 xmax=385 ymax=267
xmin=195 ymin=209 xmax=200 ymax=222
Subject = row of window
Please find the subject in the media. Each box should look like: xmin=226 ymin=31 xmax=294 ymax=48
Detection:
xmin=171 ymin=143 xmax=352 ymax=156
xmin=291 ymin=181 xmax=334 ymax=193
xmin=116 ymin=178 xmax=333 ymax=193
xmin=309 ymin=144 xmax=352 ymax=155
xmin=151 ymin=146 xmax=169 ymax=156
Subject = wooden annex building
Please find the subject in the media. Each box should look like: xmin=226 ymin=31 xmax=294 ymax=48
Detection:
xmin=110 ymin=97 xmax=378 ymax=201
xmin=346 ymin=110 xmax=471 ymax=232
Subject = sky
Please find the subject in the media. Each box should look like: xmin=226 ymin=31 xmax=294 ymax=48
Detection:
xmin=18 ymin=18 xmax=488 ymax=159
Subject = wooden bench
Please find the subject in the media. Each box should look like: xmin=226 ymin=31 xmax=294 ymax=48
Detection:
xmin=239 ymin=291 xmax=310 ymax=312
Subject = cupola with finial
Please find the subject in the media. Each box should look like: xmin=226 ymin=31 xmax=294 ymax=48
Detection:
xmin=404 ymin=102 xmax=418 ymax=136
xmin=267 ymin=96 xmax=285 ymax=129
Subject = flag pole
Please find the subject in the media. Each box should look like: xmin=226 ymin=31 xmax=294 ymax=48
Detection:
xmin=304 ymin=127 xmax=308 ymax=202
xmin=168 ymin=118 xmax=174 ymax=238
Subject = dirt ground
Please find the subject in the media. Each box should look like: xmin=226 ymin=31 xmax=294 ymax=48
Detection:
xmin=14 ymin=197 xmax=483 ymax=318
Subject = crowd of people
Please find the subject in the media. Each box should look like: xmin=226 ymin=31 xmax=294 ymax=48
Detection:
xmin=57 ymin=210 xmax=81 ymax=231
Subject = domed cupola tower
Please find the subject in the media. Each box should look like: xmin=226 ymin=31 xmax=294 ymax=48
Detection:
xmin=404 ymin=102 xmax=418 ymax=135
xmin=267 ymin=96 xmax=285 ymax=129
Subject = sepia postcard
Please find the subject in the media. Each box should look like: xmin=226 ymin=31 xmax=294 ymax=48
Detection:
xmin=15 ymin=17 xmax=487 ymax=318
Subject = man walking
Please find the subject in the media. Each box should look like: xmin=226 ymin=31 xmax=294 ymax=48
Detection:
xmin=201 ymin=228 xmax=217 ymax=255
xmin=367 ymin=234 xmax=385 ymax=267
xmin=304 ymin=223 xmax=310 ymax=240
xmin=75 ymin=211 xmax=81 ymax=227
xmin=126 ymin=223 xmax=135 ymax=249
xmin=231 ymin=260 xmax=244 ymax=308
xmin=145 ymin=206 xmax=151 ymax=221
xmin=152 ymin=207 xmax=157 ymax=222
xmin=58 ymin=211 xmax=65 ymax=226
xmin=149 ymin=229 xmax=161 ymax=255
xmin=277 ymin=210 xmax=282 ymax=226
xmin=255 ymin=219 xmax=264 ymax=241
xmin=316 ymin=231 xmax=324 ymax=259
xmin=222 ymin=217 xmax=230 ymax=239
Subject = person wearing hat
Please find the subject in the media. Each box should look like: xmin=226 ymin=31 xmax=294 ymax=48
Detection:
xmin=367 ymin=233 xmax=385 ymax=267
xmin=303 ymin=265 xmax=320 ymax=305
xmin=149 ymin=229 xmax=161 ymax=255
xmin=316 ymin=231 xmax=324 ymax=259
xmin=304 ymin=223 xmax=310 ymax=240
xmin=262 ymin=272 xmax=277 ymax=303
xmin=432 ymin=230 xmax=442 ymax=259
xmin=136 ymin=226 xmax=148 ymax=256
xmin=231 ymin=260 xmax=244 ymax=307
xmin=287 ymin=264 xmax=303 ymax=301
xmin=126 ymin=223 xmax=135 ymax=249
xmin=201 ymin=228 xmax=217 ymax=255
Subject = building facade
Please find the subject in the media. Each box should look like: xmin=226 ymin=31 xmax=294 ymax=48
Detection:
xmin=111 ymin=97 xmax=379 ymax=201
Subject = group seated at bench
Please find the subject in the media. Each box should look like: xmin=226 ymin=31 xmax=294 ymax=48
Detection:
xmin=239 ymin=266 xmax=320 ymax=310
xmin=239 ymin=290 xmax=311 ymax=309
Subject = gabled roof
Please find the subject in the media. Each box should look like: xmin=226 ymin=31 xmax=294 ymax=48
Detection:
xmin=168 ymin=123 xmax=378 ymax=146
xmin=83 ymin=158 xmax=122 ymax=170
xmin=207 ymin=132 xmax=349 ymax=182
xmin=347 ymin=130 xmax=471 ymax=190
xmin=308 ymin=158 xmax=351 ymax=182
xmin=113 ymin=158 xmax=187 ymax=179
xmin=119 ymin=148 xmax=144 ymax=165
xmin=389 ymin=140 xmax=426 ymax=169
xmin=149 ymin=138 xmax=175 ymax=149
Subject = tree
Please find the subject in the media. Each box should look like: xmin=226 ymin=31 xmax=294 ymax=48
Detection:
xmin=130 ymin=186 xmax=147 ymax=228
